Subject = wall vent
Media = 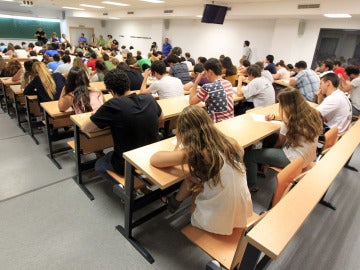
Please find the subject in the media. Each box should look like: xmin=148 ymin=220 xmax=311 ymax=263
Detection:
xmin=164 ymin=10 xmax=173 ymax=14
xmin=127 ymin=11 xmax=134 ymax=15
xmin=298 ymin=4 xmax=320 ymax=9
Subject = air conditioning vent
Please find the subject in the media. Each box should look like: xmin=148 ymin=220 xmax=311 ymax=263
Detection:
xmin=298 ymin=4 xmax=320 ymax=9
xmin=164 ymin=10 xmax=173 ymax=14
xmin=127 ymin=11 xmax=134 ymax=15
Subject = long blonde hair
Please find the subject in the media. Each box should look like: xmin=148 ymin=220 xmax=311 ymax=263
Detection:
xmin=32 ymin=62 xmax=56 ymax=100
xmin=177 ymin=106 xmax=244 ymax=191
xmin=278 ymin=88 xmax=323 ymax=147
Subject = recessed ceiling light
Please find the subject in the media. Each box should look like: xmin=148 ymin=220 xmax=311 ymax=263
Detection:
xmin=80 ymin=4 xmax=105 ymax=9
xmin=102 ymin=1 xmax=129 ymax=6
xmin=139 ymin=0 xmax=164 ymax=3
xmin=62 ymin=6 xmax=85 ymax=10
xmin=324 ymin=13 xmax=351 ymax=18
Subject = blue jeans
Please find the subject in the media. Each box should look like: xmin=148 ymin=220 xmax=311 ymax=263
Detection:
xmin=244 ymin=147 xmax=290 ymax=188
xmin=94 ymin=151 xmax=118 ymax=184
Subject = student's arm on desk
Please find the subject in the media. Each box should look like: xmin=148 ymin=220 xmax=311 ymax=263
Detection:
xmin=150 ymin=148 xmax=186 ymax=168
xmin=23 ymin=77 xmax=37 ymax=95
xmin=11 ymin=68 xmax=23 ymax=82
xmin=58 ymin=88 xmax=73 ymax=112
xmin=189 ymin=71 xmax=204 ymax=105
xmin=82 ymin=117 xmax=101 ymax=133
xmin=289 ymin=78 xmax=297 ymax=87
xmin=139 ymin=68 xmax=152 ymax=94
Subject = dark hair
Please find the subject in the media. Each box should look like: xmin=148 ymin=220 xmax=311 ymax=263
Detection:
xmin=65 ymin=67 xmax=89 ymax=94
xmin=61 ymin=55 xmax=71 ymax=63
xmin=322 ymin=60 xmax=334 ymax=71
xmin=103 ymin=54 xmax=110 ymax=61
xmin=117 ymin=62 xmax=131 ymax=72
xmin=185 ymin=52 xmax=190 ymax=58
xmin=29 ymin=51 xmax=37 ymax=57
xmin=104 ymin=69 xmax=130 ymax=95
xmin=24 ymin=60 xmax=35 ymax=72
xmin=53 ymin=54 xmax=60 ymax=62
xmin=244 ymin=40 xmax=250 ymax=46
xmin=151 ymin=60 xmax=166 ymax=75
xmin=266 ymin=55 xmax=274 ymax=63
xmin=194 ymin=63 xmax=204 ymax=73
xmin=275 ymin=60 xmax=286 ymax=67
xmin=345 ymin=65 xmax=360 ymax=76
xmin=321 ymin=72 xmax=339 ymax=88
xmin=166 ymin=54 xmax=179 ymax=64
xmin=198 ymin=56 xmax=207 ymax=64
xmin=204 ymin=58 xmax=222 ymax=76
xmin=222 ymin=56 xmax=237 ymax=76
xmin=295 ymin=60 xmax=307 ymax=69
xmin=129 ymin=46 xmax=134 ymax=50
xmin=287 ymin=64 xmax=294 ymax=70
xmin=247 ymin=65 xmax=261 ymax=78
xmin=77 ymin=51 xmax=84 ymax=57
xmin=171 ymin=46 xmax=182 ymax=56
xmin=136 ymin=55 xmax=142 ymax=61
xmin=242 ymin=60 xmax=251 ymax=67
xmin=73 ymin=85 xmax=92 ymax=113
xmin=28 ymin=43 xmax=34 ymax=48
xmin=95 ymin=60 xmax=108 ymax=73
xmin=142 ymin=63 xmax=151 ymax=71
xmin=14 ymin=45 xmax=21 ymax=50
xmin=90 ymin=52 xmax=97 ymax=59
xmin=333 ymin=60 xmax=342 ymax=67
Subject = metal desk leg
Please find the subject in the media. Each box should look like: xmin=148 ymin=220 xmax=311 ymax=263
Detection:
xmin=44 ymin=111 xmax=62 ymax=169
xmin=25 ymin=96 xmax=39 ymax=145
xmin=12 ymin=92 xmax=26 ymax=132
xmin=72 ymin=124 xmax=94 ymax=200
xmin=116 ymin=161 xmax=155 ymax=264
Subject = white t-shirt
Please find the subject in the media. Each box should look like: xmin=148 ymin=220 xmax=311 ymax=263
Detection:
xmin=55 ymin=63 xmax=72 ymax=75
xmin=350 ymin=77 xmax=360 ymax=111
xmin=317 ymin=89 xmax=352 ymax=133
xmin=242 ymin=46 xmax=252 ymax=61
xmin=242 ymin=77 xmax=275 ymax=107
xmin=191 ymin=159 xmax=253 ymax=235
xmin=261 ymin=70 xmax=274 ymax=83
xmin=148 ymin=76 xmax=184 ymax=99
xmin=15 ymin=49 xmax=28 ymax=58
xmin=276 ymin=67 xmax=290 ymax=80
xmin=280 ymin=123 xmax=318 ymax=167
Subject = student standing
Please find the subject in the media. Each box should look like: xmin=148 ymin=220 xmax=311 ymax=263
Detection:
xmin=151 ymin=105 xmax=253 ymax=235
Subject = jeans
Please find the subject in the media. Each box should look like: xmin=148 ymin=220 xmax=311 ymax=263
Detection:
xmin=94 ymin=151 xmax=118 ymax=184
xmin=244 ymin=147 xmax=290 ymax=188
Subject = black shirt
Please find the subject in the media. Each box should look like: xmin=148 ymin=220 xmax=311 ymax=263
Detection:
xmin=90 ymin=93 xmax=162 ymax=175
xmin=35 ymin=31 xmax=47 ymax=44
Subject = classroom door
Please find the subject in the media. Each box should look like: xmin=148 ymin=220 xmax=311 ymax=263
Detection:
xmin=69 ymin=27 xmax=94 ymax=46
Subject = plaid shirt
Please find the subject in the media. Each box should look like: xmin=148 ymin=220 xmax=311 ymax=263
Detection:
xmin=294 ymin=69 xmax=320 ymax=101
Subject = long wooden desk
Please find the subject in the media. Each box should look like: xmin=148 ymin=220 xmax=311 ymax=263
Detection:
xmin=119 ymin=112 xmax=281 ymax=263
xmin=246 ymin=119 xmax=360 ymax=260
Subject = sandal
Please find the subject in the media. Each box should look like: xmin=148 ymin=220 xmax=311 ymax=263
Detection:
xmin=162 ymin=193 xmax=182 ymax=213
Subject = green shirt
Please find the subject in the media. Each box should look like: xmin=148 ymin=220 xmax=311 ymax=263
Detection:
xmin=137 ymin=58 xmax=151 ymax=72
xmin=98 ymin=38 xmax=105 ymax=46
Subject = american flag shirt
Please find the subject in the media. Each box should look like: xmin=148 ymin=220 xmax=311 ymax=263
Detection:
xmin=197 ymin=79 xmax=234 ymax=123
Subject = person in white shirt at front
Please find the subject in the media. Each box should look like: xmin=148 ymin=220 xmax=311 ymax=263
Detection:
xmin=55 ymin=55 xmax=73 ymax=76
xmin=237 ymin=65 xmax=275 ymax=108
xmin=317 ymin=73 xmax=352 ymax=134
xmin=140 ymin=60 xmax=183 ymax=100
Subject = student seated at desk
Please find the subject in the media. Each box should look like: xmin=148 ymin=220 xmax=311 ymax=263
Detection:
xmin=183 ymin=63 xmax=209 ymax=92
xmin=23 ymin=62 xmax=65 ymax=102
xmin=58 ymin=67 xmax=104 ymax=113
xmin=140 ymin=60 xmax=183 ymax=99
xmin=244 ymin=88 xmax=323 ymax=192
xmin=21 ymin=60 xmax=38 ymax=89
xmin=1 ymin=60 xmax=21 ymax=78
xmin=82 ymin=69 xmax=164 ymax=180
xmin=237 ymin=65 xmax=275 ymax=110
xmin=189 ymin=58 xmax=234 ymax=123
xmin=151 ymin=105 xmax=252 ymax=235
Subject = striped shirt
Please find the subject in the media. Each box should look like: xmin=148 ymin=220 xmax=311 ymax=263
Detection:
xmin=197 ymin=79 xmax=234 ymax=123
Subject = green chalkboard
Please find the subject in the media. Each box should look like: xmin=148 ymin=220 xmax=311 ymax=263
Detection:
xmin=0 ymin=18 xmax=61 ymax=39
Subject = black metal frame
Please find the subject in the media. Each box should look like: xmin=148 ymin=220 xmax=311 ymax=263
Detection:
xmin=113 ymin=160 xmax=181 ymax=263
xmin=12 ymin=91 xmax=27 ymax=132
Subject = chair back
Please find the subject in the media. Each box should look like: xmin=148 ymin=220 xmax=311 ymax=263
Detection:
xmin=271 ymin=157 xmax=304 ymax=208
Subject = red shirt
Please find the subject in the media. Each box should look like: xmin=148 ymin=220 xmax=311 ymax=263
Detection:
xmin=334 ymin=66 xmax=348 ymax=80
